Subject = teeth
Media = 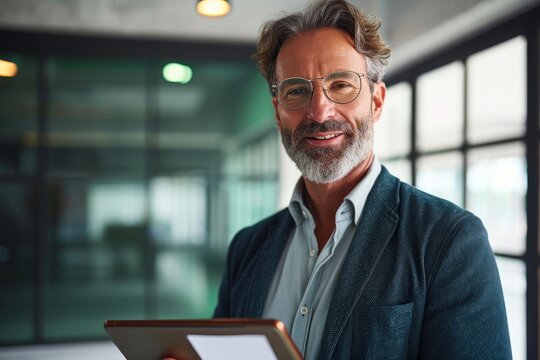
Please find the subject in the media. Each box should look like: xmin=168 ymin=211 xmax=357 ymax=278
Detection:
xmin=313 ymin=134 xmax=339 ymax=140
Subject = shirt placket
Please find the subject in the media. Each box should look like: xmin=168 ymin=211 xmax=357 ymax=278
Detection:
xmin=290 ymin=211 xmax=334 ymax=355
xmin=290 ymin=204 xmax=354 ymax=356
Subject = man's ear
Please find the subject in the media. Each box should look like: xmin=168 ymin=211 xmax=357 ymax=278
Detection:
xmin=272 ymin=97 xmax=282 ymax=131
xmin=371 ymin=81 xmax=386 ymax=123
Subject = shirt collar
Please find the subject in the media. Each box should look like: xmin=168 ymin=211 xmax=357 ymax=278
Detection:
xmin=344 ymin=157 xmax=381 ymax=225
xmin=288 ymin=157 xmax=382 ymax=226
xmin=289 ymin=178 xmax=309 ymax=226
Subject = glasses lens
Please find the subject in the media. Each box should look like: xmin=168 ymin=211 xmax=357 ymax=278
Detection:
xmin=277 ymin=78 xmax=312 ymax=110
xmin=323 ymin=71 xmax=361 ymax=104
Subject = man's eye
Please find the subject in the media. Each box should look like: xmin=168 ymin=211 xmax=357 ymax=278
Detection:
xmin=285 ymin=87 xmax=309 ymax=98
xmin=330 ymin=81 xmax=353 ymax=90
xmin=328 ymin=81 xmax=358 ymax=95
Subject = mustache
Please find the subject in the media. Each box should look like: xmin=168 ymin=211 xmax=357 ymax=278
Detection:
xmin=294 ymin=119 xmax=354 ymax=137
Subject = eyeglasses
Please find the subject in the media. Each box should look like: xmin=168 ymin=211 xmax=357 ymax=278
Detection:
xmin=272 ymin=71 xmax=369 ymax=110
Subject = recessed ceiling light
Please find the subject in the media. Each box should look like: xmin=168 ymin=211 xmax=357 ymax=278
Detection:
xmin=0 ymin=59 xmax=18 ymax=77
xmin=196 ymin=0 xmax=231 ymax=17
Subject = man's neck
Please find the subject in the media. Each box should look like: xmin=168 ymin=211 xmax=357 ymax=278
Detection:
xmin=303 ymin=152 xmax=374 ymax=250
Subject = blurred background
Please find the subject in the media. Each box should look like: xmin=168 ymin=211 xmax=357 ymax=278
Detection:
xmin=0 ymin=0 xmax=539 ymax=359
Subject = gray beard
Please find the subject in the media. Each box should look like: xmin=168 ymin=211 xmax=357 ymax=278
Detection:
xmin=280 ymin=117 xmax=374 ymax=184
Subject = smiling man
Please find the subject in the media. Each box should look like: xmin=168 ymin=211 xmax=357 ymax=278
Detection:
xmin=213 ymin=0 xmax=512 ymax=359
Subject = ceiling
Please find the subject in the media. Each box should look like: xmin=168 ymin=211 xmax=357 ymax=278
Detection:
xmin=0 ymin=0 xmax=539 ymax=73
xmin=0 ymin=0 xmax=317 ymax=42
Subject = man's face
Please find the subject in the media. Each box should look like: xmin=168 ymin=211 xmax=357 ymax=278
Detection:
xmin=273 ymin=28 xmax=386 ymax=184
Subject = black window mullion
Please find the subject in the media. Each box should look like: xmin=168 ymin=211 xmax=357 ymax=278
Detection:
xmin=525 ymin=24 xmax=540 ymax=360
xmin=34 ymin=53 xmax=47 ymax=344
xmin=462 ymin=59 xmax=468 ymax=209
xmin=410 ymin=78 xmax=417 ymax=186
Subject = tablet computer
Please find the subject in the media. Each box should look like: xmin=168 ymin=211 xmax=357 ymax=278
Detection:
xmin=104 ymin=318 xmax=303 ymax=360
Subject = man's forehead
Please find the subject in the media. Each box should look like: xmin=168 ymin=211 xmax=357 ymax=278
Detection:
xmin=278 ymin=28 xmax=355 ymax=56
xmin=275 ymin=28 xmax=366 ymax=80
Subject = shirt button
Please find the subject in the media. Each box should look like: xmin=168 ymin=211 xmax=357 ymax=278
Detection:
xmin=309 ymin=249 xmax=316 ymax=257
xmin=300 ymin=305 xmax=309 ymax=316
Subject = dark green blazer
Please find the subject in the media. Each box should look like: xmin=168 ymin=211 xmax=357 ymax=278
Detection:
xmin=214 ymin=167 xmax=512 ymax=359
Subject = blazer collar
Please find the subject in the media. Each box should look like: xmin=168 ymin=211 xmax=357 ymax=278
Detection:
xmin=245 ymin=210 xmax=295 ymax=317
xmin=319 ymin=167 xmax=400 ymax=360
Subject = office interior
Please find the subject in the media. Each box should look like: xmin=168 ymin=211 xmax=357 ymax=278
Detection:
xmin=0 ymin=0 xmax=539 ymax=358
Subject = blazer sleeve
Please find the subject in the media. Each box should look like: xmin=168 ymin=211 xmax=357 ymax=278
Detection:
xmin=213 ymin=230 xmax=242 ymax=318
xmin=418 ymin=214 xmax=512 ymax=359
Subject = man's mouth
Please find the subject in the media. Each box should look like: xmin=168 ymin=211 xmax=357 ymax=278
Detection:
xmin=310 ymin=133 xmax=340 ymax=140
xmin=304 ymin=132 xmax=344 ymax=146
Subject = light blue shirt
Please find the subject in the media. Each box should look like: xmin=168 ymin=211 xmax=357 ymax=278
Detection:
xmin=262 ymin=158 xmax=382 ymax=360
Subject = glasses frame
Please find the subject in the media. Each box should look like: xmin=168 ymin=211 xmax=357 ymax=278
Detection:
xmin=271 ymin=71 xmax=370 ymax=110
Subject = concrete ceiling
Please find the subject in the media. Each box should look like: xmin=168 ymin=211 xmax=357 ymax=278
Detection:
xmin=1 ymin=0 xmax=539 ymax=73
xmin=0 ymin=0 xmax=325 ymax=43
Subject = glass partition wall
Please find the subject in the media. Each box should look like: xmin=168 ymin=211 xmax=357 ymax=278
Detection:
xmin=0 ymin=37 xmax=277 ymax=344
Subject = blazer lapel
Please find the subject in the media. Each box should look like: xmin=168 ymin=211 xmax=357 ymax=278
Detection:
xmin=319 ymin=168 xmax=400 ymax=360
xmin=245 ymin=211 xmax=295 ymax=317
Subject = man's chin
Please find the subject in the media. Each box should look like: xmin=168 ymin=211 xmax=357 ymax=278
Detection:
xmin=306 ymin=149 xmax=348 ymax=164
xmin=298 ymin=143 xmax=345 ymax=158
xmin=300 ymin=163 xmax=350 ymax=184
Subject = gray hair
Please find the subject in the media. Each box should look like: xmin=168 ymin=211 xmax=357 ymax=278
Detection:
xmin=254 ymin=0 xmax=391 ymax=88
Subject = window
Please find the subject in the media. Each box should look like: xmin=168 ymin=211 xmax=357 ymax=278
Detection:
xmin=375 ymin=82 xmax=411 ymax=158
xmin=375 ymin=82 xmax=412 ymax=183
xmin=417 ymin=62 xmax=464 ymax=152
xmin=467 ymin=143 xmax=526 ymax=255
xmin=417 ymin=151 xmax=463 ymax=206
xmin=467 ymin=37 xmax=527 ymax=143
xmin=383 ymin=29 xmax=535 ymax=358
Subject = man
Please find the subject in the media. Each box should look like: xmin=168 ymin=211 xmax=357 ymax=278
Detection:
xmin=214 ymin=0 xmax=512 ymax=359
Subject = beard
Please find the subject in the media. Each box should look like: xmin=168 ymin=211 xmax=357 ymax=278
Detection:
xmin=280 ymin=116 xmax=374 ymax=184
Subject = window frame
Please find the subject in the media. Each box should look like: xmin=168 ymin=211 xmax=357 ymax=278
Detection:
xmin=384 ymin=5 xmax=540 ymax=359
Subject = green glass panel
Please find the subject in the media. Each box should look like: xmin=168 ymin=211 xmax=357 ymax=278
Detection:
xmin=0 ymin=182 xmax=34 ymax=344
xmin=45 ymin=57 xmax=146 ymax=176
xmin=43 ymin=177 xmax=147 ymax=340
xmin=0 ymin=54 xmax=38 ymax=175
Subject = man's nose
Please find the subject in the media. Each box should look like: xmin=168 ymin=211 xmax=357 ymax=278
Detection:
xmin=307 ymin=84 xmax=336 ymax=122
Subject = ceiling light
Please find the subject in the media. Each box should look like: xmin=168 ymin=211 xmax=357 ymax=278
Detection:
xmin=196 ymin=0 xmax=231 ymax=17
xmin=0 ymin=59 xmax=18 ymax=77
xmin=163 ymin=63 xmax=193 ymax=84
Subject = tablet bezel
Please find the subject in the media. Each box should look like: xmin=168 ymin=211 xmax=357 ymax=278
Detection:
xmin=104 ymin=318 xmax=303 ymax=360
